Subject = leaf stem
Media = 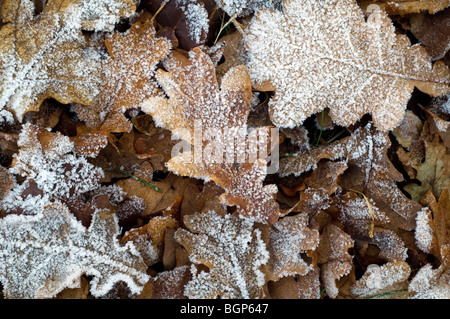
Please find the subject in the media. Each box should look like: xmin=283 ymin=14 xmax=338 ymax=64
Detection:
xmin=104 ymin=168 xmax=163 ymax=193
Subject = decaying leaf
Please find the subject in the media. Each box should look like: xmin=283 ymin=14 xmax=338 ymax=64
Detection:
xmin=357 ymin=0 xmax=450 ymax=15
xmin=143 ymin=48 xmax=280 ymax=224
xmin=0 ymin=123 xmax=104 ymax=214
xmin=0 ymin=0 xmax=101 ymax=122
xmin=317 ymin=223 xmax=354 ymax=299
xmin=350 ymin=261 xmax=411 ymax=298
xmin=245 ymin=0 xmax=450 ymax=130
xmin=73 ymin=14 xmax=170 ymax=134
xmin=144 ymin=0 xmax=220 ymax=51
xmin=266 ymin=213 xmax=319 ymax=280
xmin=0 ymin=202 xmax=149 ymax=299
xmin=404 ymin=134 xmax=450 ymax=201
xmin=174 ymin=210 xmax=269 ymax=299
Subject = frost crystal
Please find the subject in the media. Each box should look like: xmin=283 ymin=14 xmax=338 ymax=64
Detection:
xmin=10 ymin=123 xmax=103 ymax=199
xmin=174 ymin=211 xmax=269 ymax=299
xmin=245 ymin=0 xmax=449 ymax=130
xmin=0 ymin=203 xmax=149 ymax=298
xmin=215 ymin=0 xmax=282 ymax=17
xmin=178 ymin=0 xmax=210 ymax=43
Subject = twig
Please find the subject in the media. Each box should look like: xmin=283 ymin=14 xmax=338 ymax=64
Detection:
xmin=150 ymin=0 xmax=168 ymax=23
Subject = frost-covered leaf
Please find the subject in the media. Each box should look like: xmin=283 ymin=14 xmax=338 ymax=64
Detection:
xmin=143 ymin=48 xmax=252 ymax=145
xmin=415 ymin=189 xmax=450 ymax=261
xmin=317 ymin=223 xmax=354 ymax=299
xmin=174 ymin=210 xmax=269 ymax=299
xmin=139 ymin=265 xmax=192 ymax=299
xmin=267 ymin=213 xmax=319 ymax=280
xmin=0 ymin=0 xmax=101 ymax=122
xmin=404 ymin=134 xmax=450 ymax=201
xmin=245 ymin=0 xmax=450 ymax=130
xmin=0 ymin=123 xmax=104 ymax=215
xmin=350 ymin=261 xmax=411 ymax=298
xmin=215 ymin=0 xmax=282 ymax=17
xmin=145 ymin=0 xmax=220 ymax=51
xmin=409 ymin=255 xmax=450 ymax=299
xmin=282 ymin=123 xmax=422 ymax=231
xmin=357 ymin=0 xmax=450 ymax=15
xmin=0 ymin=202 xmax=149 ymax=298
xmin=9 ymin=123 xmax=102 ymax=196
xmin=73 ymin=14 xmax=170 ymax=133
xmin=338 ymin=192 xmax=409 ymax=261
xmin=143 ymin=48 xmax=280 ymax=224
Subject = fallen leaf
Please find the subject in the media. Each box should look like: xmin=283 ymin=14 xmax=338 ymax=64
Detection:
xmin=0 ymin=202 xmax=149 ymax=298
xmin=174 ymin=210 xmax=269 ymax=298
xmin=317 ymin=223 xmax=354 ymax=299
xmin=245 ymin=0 xmax=449 ymax=130
xmin=143 ymin=48 xmax=280 ymax=224
xmin=350 ymin=261 xmax=411 ymax=298
xmin=73 ymin=14 xmax=170 ymax=134
xmin=357 ymin=0 xmax=450 ymax=15
xmin=0 ymin=0 xmax=101 ymax=121
xmin=404 ymin=134 xmax=450 ymax=201
xmin=266 ymin=213 xmax=320 ymax=280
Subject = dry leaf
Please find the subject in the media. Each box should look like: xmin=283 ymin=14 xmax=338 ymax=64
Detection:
xmin=0 ymin=123 xmax=103 ymax=215
xmin=404 ymin=134 xmax=450 ymax=201
xmin=174 ymin=210 xmax=269 ymax=299
xmin=245 ymin=0 xmax=449 ymax=130
xmin=266 ymin=213 xmax=320 ymax=280
xmin=317 ymin=223 xmax=354 ymax=299
xmin=144 ymin=0 xmax=221 ymax=51
xmin=350 ymin=261 xmax=411 ymax=298
xmin=143 ymin=48 xmax=280 ymax=224
xmin=415 ymin=189 xmax=450 ymax=261
xmin=0 ymin=0 xmax=101 ymax=122
xmin=357 ymin=0 xmax=450 ymax=15
xmin=73 ymin=14 xmax=170 ymax=134
xmin=139 ymin=265 xmax=191 ymax=299
xmin=0 ymin=202 xmax=149 ymax=298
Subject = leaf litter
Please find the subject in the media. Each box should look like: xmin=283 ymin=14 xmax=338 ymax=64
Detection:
xmin=0 ymin=0 xmax=449 ymax=300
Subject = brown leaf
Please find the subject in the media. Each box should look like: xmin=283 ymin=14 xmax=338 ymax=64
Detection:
xmin=174 ymin=210 xmax=269 ymax=298
xmin=350 ymin=261 xmax=411 ymax=298
xmin=139 ymin=265 xmax=191 ymax=299
xmin=246 ymin=0 xmax=450 ymax=130
xmin=404 ymin=134 xmax=450 ymax=201
xmin=357 ymin=0 xmax=450 ymax=15
xmin=416 ymin=189 xmax=450 ymax=261
xmin=266 ymin=213 xmax=320 ymax=280
xmin=317 ymin=223 xmax=354 ymax=299
xmin=73 ymin=14 xmax=170 ymax=134
xmin=143 ymin=0 xmax=221 ymax=51
xmin=143 ymin=48 xmax=280 ymax=224
xmin=0 ymin=0 xmax=100 ymax=121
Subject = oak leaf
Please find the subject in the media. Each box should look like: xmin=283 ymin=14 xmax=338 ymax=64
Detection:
xmin=245 ymin=0 xmax=450 ymax=130
xmin=0 ymin=123 xmax=104 ymax=215
xmin=350 ymin=261 xmax=411 ymax=298
xmin=404 ymin=134 xmax=450 ymax=201
xmin=0 ymin=0 xmax=101 ymax=122
xmin=317 ymin=223 xmax=354 ymax=299
xmin=143 ymin=48 xmax=280 ymax=224
xmin=73 ymin=15 xmax=170 ymax=133
xmin=266 ymin=213 xmax=320 ymax=280
xmin=281 ymin=123 xmax=422 ymax=231
xmin=174 ymin=210 xmax=269 ymax=299
xmin=0 ymin=202 xmax=149 ymax=298
xmin=357 ymin=0 xmax=450 ymax=15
